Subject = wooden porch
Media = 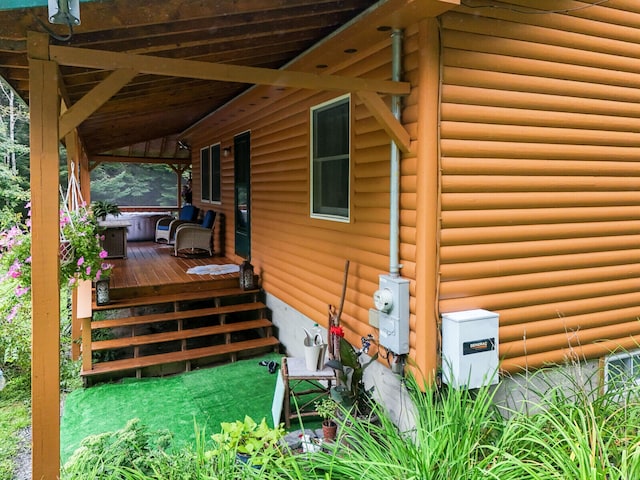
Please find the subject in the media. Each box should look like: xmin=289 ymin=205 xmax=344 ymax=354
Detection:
xmin=80 ymin=242 xmax=280 ymax=384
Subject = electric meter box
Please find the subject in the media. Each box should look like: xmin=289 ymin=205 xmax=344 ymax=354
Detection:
xmin=441 ymin=309 xmax=499 ymax=389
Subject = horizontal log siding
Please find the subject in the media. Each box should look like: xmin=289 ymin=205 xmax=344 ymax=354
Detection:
xmin=439 ymin=5 xmax=640 ymax=373
xmin=189 ymin=33 xmax=420 ymax=348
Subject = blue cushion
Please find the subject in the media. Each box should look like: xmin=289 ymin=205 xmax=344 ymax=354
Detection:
xmin=157 ymin=225 xmax=169 ymax=231
xmin=179 ymin=205 xmax=198 ymax=221
xmin=201 ymin=210 xmax=215 ymax=229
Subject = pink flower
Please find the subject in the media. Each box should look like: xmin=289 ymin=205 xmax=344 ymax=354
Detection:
xmin=95 ymin=270 xmax=102 ymax=280
xmin=85 ymin=266 xmax=91 ymax=276
xmin=15 ymin=286 xmax=29 ymax=297
xmin=7 ymin=305 xmax=18 ymax=322
xmin=25 ymin=256 xmax=31 ymax=264
xmin=77 ymin=256 xmax=84 ymax=266
xmin=99 ymin=250 xmax=108 ymax=259
xmin=68 ymin=277 xmax=76 ymax=286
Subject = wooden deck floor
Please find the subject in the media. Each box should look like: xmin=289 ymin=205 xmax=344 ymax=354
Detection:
xmin=108 ymin=241 xmax=237 ymax=290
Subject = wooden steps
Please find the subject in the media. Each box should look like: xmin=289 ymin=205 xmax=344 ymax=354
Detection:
xmin=92 ymin=318 xmax=273 ymax=350
xmin=93 ymin=287 xmax=261 ymax=311
xmin=82 ymin=285 xmax=280 ymax=383
xmin=86 ymin=337 xmax=280 ymax=376
xmin=91 ymin=302 xmax=266 ymax=329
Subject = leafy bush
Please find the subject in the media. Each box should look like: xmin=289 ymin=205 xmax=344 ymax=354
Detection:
xmin=62 ymin=419 xmax=173 ymax=479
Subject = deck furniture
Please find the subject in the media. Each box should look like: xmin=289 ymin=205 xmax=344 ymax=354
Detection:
xmin=279 ymin=356 xmax=337 ymax=427
xmin=174 ymin=210 xmax=216 ymax=256
xmin=98 ymin=219 xmax=132 ymax=259
xmin=155 ymin=205 xmax=199 ymax=243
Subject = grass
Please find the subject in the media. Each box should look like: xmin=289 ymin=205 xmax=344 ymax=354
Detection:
xmin=0 ymin=371 xmax=30 ymax=480
xmin=61 ymin=353 xmax=283 ymax=462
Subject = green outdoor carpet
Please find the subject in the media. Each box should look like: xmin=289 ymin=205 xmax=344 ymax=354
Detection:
xmin=60 ymin=353 xmax=283 ymax=463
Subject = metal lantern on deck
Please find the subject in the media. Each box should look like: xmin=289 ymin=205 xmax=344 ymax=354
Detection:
xmin=239 ymin=259 xmax=255 ymax=290
xmin=95 ymin=278 xmax=110 ymax=306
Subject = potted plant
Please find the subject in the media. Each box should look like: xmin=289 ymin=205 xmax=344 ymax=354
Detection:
xmin=315 ymin=397 xmax=338 ymax=440
xmin=210 ymin=416 xmax=285 ymax=466
xmin=91 ymin=200 xmax=120 ymax=221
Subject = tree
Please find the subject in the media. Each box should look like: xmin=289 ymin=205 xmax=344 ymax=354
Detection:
xmin=0 ymin=79 xmax=29 ymax=174
xmin=0 ymin=79 xmax=29 ymax=229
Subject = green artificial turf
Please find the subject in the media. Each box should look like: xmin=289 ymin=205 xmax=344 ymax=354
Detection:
xmin=60 ymin=353 xmax=284 ymax=463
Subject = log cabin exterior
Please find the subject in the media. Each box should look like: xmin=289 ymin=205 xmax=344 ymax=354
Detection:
xmin=3 ymin=0 xmax=640 ymax=477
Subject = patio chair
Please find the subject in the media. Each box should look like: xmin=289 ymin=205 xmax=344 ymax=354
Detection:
xmin=174 ymin=210 xmax=217 ymax=256
xmin=154 ymin=205 xmax=199 ymax=243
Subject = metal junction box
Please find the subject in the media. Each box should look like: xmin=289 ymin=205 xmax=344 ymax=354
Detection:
xmin=441 ymin=309 xmax=499 ymax=389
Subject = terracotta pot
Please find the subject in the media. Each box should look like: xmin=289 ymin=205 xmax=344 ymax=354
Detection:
xmin=322 ymin=420 xmax=337 ymax=440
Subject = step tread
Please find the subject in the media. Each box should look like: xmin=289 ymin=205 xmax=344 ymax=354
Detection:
xmin=82 ymin=336 xmax=280 ymax=376
xmin=92 ymin=287 xmax=260 ymax=311
xmin=92 ymin=302 xmax=266 ymax=329
xmin=92 ymin=319 xmax=274 ymax=351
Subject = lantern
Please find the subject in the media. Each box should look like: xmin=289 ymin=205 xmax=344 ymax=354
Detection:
xmin=239 ymin=259 xmax=255 ymax=290
xmin=95 ymin=278 xmax=111 ymax=306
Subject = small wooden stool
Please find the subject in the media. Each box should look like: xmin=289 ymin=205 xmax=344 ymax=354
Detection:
xmin=280 ymin=356 xmax=336 ymax=427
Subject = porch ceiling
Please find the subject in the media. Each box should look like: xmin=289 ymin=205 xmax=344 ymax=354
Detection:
xmin=0 ymin=0 xmax=377 ymax=155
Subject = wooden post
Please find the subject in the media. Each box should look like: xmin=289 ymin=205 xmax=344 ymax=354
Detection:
xmin=29 ymin=32 xmax=61 ymax=480
xmin=413 ymin=18 xmax=440 ymax=385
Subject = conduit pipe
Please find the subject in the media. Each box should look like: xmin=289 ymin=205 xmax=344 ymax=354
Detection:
xmin=389 ymin=28 xmax=403 ymax=277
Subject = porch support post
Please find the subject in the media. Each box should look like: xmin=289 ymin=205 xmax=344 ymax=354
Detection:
xmin=28 ymin=33 xmax=61 ymax=480
xmin=413 ymin=18 xmax=440 ymax=384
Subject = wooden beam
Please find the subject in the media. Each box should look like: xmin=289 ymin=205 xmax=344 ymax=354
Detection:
xmin=90 ymin=154 xmax=191 ymax=166
xmin=356 ymin=90 xmax=413 ymax=154
xmin=59 ymin=68 xmax=138 ymax=139
xmin=49 ymin=45 xmax=411 ymax=95
xmin=28 ymin=57 xmax=61 ymax=480
xmin=412 ymin=18 xmax=441 ymax=386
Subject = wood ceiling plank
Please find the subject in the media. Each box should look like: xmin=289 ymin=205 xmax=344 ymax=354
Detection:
xmin=50 ymin=45 xmax=411 ymax=95
xmin=67 ymin=1 xmax=367 ymax=50
xmin=59 ymin=68 xmax=137 ymax=138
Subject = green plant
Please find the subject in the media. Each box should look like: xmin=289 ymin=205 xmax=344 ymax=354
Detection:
xmin=325 ymin=334 xmax=378 ymax=412
xmin=210 ymin=416 xmax=285 ymax=466
xmin=314 ymin=397 xmax=338 ymax=425
xmin=62 ymin=418 xmax=173 ymax=479
xmin=91 ymin=200 xmax=120 ymax=220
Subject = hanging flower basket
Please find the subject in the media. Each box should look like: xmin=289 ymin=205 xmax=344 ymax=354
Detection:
xmin=59 ymin=239 xmax=74 ymax=266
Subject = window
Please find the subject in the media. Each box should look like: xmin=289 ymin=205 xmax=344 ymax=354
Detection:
xmin=604 ymin=350 xmax=640 ymax=396
xmin=200 ymin=143 xmax=221 ymax=203
xmin=311 ymin=95 xmax=350 ymax=221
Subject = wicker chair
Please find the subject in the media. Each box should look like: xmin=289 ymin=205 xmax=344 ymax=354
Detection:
xmin=154 ymin=205 xmax=199 ymax=243
xmin=173 ymin=210 xmax=216 ymax=256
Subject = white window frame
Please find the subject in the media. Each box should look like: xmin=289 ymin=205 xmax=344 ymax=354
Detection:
xmin=310 ymin=94 xmax=351 ymax=222
xmin=200 ymin=143 xmax=221 ymax=204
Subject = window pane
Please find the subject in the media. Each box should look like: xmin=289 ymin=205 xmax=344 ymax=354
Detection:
xmin=201 ymin=147 xmax=210 ymax=202
xmin=314 ymin=100 xmax=349 ymax=158
xmin=311 ymin=96 xmax=350 ymax=219
xmin=211 ymin=145 xmax=221 ymax=202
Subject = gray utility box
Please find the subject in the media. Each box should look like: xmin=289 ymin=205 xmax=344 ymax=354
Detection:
xmin=441 ymin=309 xmax=499 ymax=389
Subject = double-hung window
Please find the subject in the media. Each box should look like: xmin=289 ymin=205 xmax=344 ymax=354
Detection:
xmin=310 ymin=95 xmax=350 ymax=221
xmin=200 ymin=143 xmax=221 ymax=203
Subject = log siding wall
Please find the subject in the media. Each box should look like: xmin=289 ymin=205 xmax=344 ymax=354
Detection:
xmin=189 ymin=34 xmax=420 ymax=350
xmin=439 ymin=4 xmax=640 ymax=372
